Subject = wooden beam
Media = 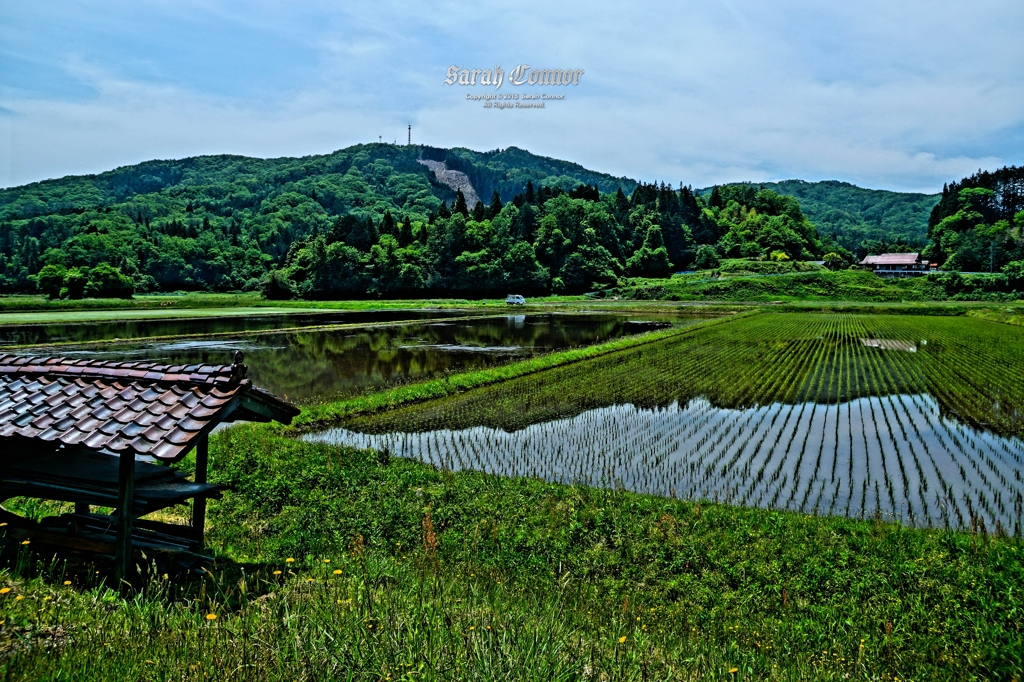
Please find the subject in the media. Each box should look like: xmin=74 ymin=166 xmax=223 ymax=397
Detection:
xmin=192 ymin=435 xmax=209 ymax=546
xmin=114 ymin=450 xmax=135 ymax=584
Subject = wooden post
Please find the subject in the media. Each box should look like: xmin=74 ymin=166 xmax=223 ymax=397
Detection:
xmin=74 ymin=502 xmax=90 ymax=515
xmin=114 ymin=450 xmax=135 ymax=584
xmin=192 ymin=435 xmax=209 ymax=546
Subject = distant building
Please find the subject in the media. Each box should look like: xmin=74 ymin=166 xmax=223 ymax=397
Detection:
xmin=859 ymin=253 xmax=930 ymax=278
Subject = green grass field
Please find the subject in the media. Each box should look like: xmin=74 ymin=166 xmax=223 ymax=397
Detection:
xmin=2 ymin=423 xmax=1020 ymax=680
xmin=619 ymin=267 xmax=1024 ymax=304
xmin=1 ymin=309 xmax=1022 ymax=680
xmin=0 ymin=294 xmax=486 ymax=323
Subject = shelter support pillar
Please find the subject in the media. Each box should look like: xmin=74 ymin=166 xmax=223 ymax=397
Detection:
xmin=115 ymin=450 xmax=135 ymax=583
xmin=192 ymin=435 xmax=209 ymax=546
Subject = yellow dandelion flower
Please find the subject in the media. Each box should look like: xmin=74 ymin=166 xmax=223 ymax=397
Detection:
xmin=0 ymin=588 xmax=11 ymax=595
xmin=324 ymin=559 xmax=330 ymax=563
xmin=285 ymin=557 xmax=295 ymax=563
xmin=63 ymin=580 xmax=71 ymax=586
xmin=20 ymin=540 xmax=29 ymax=545
xmin=729 ymin=668 xmax=739 ymax=674
xmin=15 ymin=595 xmax=23 ymax=601
xmin=273 ymin=570 xmax=282 ymax=576
xmin=618 ymin=636 xmax=627 ymax=643
xmin=205 ymin=613 xmax=217 ymax=621
xmin=333 ymin=569 xmax=342 ymax=575
xmin=470 ymin=626 xmax=475 ymax=631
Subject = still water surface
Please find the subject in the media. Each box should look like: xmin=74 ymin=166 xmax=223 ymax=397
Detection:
xmin=39 ymin=314 xmax=684 ymax=403
xmin=303 ymin=313 xmax=1024 ymax=533
xmin=308 ymin=395 xmax=1024 ymax=532
xmin=0 ymin=309 xmax=474 ymax=347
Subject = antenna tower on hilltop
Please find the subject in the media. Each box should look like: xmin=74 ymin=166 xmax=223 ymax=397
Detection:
xmin=408 ymin=124 xmax=411 ymax=146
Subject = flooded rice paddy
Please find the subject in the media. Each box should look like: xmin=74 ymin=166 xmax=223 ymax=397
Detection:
xmin=306 ymin=313 xmax=1024 ymax=533
xmin=26 ymin=313 xmax=686 ymax=403
xmin=0 ymin=308 xmax=474 ymax=347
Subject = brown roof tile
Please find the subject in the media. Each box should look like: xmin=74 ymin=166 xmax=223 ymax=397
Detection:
xmin=0 ymin=353 xmax=298 ymax=462
xmin=860 ymin=252 xmax=922 ymax=266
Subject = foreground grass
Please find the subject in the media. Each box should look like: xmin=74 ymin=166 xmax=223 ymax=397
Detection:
xmin=2 ymin=425 xmax=1021 ymax=680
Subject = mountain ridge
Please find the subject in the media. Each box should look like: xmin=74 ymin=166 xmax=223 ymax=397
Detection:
xmin=0 ymin=144 xmax=948 ymax=297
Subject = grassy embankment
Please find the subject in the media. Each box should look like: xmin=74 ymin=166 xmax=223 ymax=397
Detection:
xmin=616 ymin=260 xmax=1024 ymax=303
xmin=2 ymin=313 xmax=1022 ymax=679
xmin=0 ymin=292 xmax=597 ymax=318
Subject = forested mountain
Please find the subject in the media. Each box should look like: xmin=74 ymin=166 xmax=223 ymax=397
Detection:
xmin=700 ymin=180 xmax=940 ymax=257
xmin=926 ymin=166 xmax=1024 ymax=273
xmin=2 ymin=143 xmax=985 ymax=299
xmin=0 ymin=144 xmax=824 ymax=298
xmin=0 ymin=145 xmax=634 ymax=296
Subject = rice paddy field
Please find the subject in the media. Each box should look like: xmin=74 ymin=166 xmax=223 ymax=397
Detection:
xmin=307 ymin=312 xmax=1024 ymax=535
xmin=3 ymin=308 xmax=1024 ymax=680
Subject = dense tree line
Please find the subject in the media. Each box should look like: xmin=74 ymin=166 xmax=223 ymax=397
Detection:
xmin=276 ymin=181 xmax=825 ymax=298
xmin=923 ymin=166 xmax=1024 ymax=275
xmin=0 ymin=144 xmax=829 ymax=299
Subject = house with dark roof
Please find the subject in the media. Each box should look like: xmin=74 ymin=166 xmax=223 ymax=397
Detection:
xmin=859 ymin=252 xmax=931 ymax=277
xmin=0 ymin=351 xmax=298 ymax=581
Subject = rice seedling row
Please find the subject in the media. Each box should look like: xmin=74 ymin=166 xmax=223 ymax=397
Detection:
xmin=306 ymin=313 xmax=1024 ymax=533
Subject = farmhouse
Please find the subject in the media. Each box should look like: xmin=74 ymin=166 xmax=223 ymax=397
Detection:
xmin=859 ymin=252 xmax=931 ymax=277
xmin=0 ymin=352 xmax=298 ymax=580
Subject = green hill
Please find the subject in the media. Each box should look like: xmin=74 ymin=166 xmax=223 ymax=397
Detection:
xmin=0 ymin=145 xmax=636 ymax=225
xmin=712 ymin=180 xmax=940 ymax=254
xmin=0 ymin=144 xmax=639 ymax=295
xmin=0 ymin=147 xmax=957 ymax=299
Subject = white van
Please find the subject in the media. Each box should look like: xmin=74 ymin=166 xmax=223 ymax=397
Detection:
xmin=505 ymin=294 xmax=526 ymax=306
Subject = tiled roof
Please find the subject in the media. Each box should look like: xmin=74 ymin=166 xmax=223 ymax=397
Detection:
xmin=860 ymin=253 xmax=921 ymax=266
xmin=0 ymin=354 xmax=298 ymax=461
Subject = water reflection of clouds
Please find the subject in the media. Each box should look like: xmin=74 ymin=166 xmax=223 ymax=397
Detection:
xmin=399 ymin=344 xmax=523 ymax=353
xmin=31 ymin=313 xmax=700 ymax=403
xmin=157 ymin=339 xmax=286 ymax=352
xmin=309 ymin=395 xmax=1024 ymax=534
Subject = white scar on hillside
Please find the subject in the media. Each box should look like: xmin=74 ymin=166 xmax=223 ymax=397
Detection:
xmin=417 ymin=159 xmax=481 ymax=208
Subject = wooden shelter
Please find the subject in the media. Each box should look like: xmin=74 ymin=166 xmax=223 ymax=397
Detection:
xmin=0 ymin=352 xmax=298 ymax=580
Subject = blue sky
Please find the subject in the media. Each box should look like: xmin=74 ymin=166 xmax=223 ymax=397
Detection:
xmin=1 ymin=0 xmax=1022 ymax=192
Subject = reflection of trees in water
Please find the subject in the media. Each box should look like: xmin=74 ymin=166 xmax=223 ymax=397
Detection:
xmin=351 ymin=314 xmax=1024 ymax=440
xmin=4 ymin=310 xmax=471 ymax=346
xmin=247 ymin=315 xmax=644 ymax=402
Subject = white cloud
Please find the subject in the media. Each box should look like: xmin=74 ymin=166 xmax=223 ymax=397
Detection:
xmin=2 ymin=0 xmax=1022 ymax=192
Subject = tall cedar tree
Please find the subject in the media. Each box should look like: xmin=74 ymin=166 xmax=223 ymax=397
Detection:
xmin=453 ymin=189 xmax=469 ymax=217
xmin=488 ymin=190 xmax=503 ymax=219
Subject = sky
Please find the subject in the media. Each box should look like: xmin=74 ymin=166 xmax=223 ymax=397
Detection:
xmin=1 ymin=0 xmax=1022 ymax=193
